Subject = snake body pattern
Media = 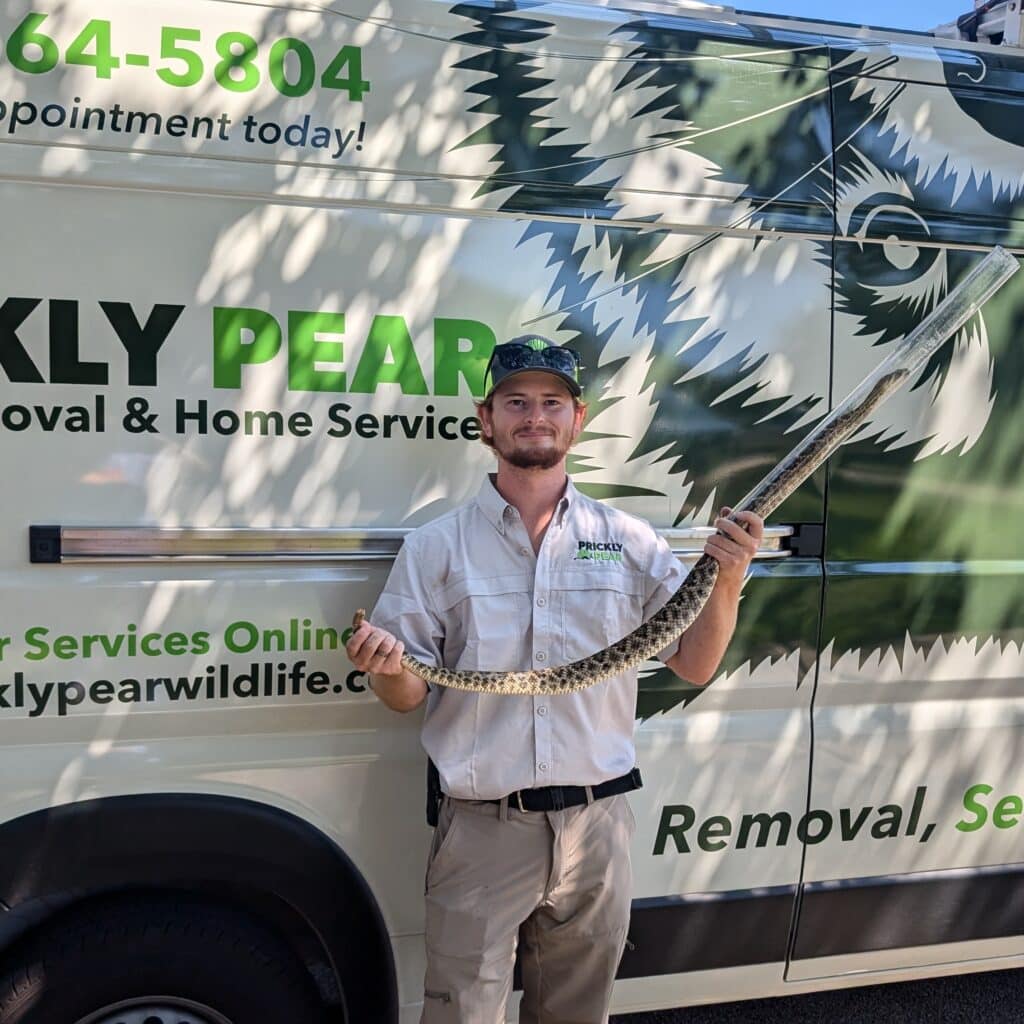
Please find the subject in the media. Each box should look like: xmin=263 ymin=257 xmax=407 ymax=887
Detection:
xmin=354 ymin=248 xmax=1017 ymax=696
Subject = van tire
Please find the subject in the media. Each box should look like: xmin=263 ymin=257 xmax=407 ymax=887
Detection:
xmin=0 ymin=897 xmax=330 ymax=1024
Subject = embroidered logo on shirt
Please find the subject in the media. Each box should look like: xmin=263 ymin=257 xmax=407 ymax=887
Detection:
xmin=574 ymin=540 xmax=624 ymax=563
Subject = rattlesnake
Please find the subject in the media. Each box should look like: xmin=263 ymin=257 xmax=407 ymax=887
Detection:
xmin=352 ymin=247 xmax=1017 ymax=695
xmin=350 ymin=373 xmax=904 ymax=696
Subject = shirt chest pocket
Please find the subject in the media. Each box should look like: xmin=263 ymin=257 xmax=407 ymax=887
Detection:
xmin=436 ymin=572 xmax=533 ymax=671
xmin=554 ymin=568 xmax=645 ymax=663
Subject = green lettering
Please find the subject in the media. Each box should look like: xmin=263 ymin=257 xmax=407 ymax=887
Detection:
xmin=955 ymin=783 xmax=992 ymax=832
xmin=350 ymin=315 xmax=428 ymax=394
xmin=213 ymin=307 xmax=282 ymax=389
xmin=994 ymin=794 xmax=1023 ymax=829
xmin=288 ymin=310 xmax=346 ymax=392
xmin=23 ymin=626 xmax=50 ymax=661
xmin=433 ymin=318 xmax=496 ymax=397
xmin=54 ymin=635 xmax=78 ymax=659
xmin=224 ymin=620 xmax=259 ymax=654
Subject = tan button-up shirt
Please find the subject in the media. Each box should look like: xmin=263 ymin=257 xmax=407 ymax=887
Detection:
xmin=371 ymin=475 xmax=688 ymax=800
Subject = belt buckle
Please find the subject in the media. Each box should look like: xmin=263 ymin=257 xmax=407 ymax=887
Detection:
xmin=515 ymin=790 xmax=526 ymax=813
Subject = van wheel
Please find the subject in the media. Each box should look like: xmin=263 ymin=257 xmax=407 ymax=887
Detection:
xmin=0 ymin=898 xmax=330 ymax=1024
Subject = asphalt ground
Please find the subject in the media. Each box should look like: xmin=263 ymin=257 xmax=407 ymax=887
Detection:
xmin=611 ymin=967 xmax=1024 ymax=1023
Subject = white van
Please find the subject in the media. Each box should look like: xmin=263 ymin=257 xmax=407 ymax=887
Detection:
xmin=0 ymin=0 xmax=1022 ymax=1020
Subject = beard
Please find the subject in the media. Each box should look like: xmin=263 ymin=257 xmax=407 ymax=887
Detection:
xmin=492 ymin=430 xmax=570 ymax=470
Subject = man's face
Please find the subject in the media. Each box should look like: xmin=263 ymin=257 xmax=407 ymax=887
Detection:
xmin=480 ymin=372 xmax=585 ymax=471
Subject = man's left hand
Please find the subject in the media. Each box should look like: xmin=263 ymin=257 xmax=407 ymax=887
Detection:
xmin=705 ymin=506 xmax=764 ymax=589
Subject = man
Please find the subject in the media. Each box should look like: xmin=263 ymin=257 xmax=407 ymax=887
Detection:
xmin=346 ymin=336 xmax=763 ymax=1024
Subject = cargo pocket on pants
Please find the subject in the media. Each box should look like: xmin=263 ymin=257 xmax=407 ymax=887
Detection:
xmin=425 ymin=800 xmax=463 ymax=895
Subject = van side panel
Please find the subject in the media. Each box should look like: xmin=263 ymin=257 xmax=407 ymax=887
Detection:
xmin=793 ymin=40 xmax=1024 ymax=979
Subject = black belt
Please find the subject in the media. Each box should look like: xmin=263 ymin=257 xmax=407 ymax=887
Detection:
xmin=486 ymin=767 xmax=642 ymax=813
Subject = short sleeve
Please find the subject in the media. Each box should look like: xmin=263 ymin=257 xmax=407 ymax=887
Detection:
xmin=642 ymin=529 xmax=690 ymax=663
xmin=370 ymin=536 xmax=444 ymax=671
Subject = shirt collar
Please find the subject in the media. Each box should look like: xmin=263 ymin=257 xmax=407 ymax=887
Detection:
xmin=475 ymin=474 xmax=576 ymax=535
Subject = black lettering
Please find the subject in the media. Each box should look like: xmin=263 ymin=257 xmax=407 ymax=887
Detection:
xmin=101 ymin=302 xmax=183 ymax=386
xmin=125 ymin=110 xmax=162 ymax=135
xmin=288 ymin=411 xmax=312 ymax=436
xmin=213 ymin=409 xmax=240 ymax=434
xmin=2 ymin=406 xmax=30 ymax=430
xmin=57 ymin=680 xmax=86 ymax=716
xmin=50 ymin=300 xmax=107 ymax=385
xmin=164 ymin=675 xmax=203 ymax=700
xmin=82 ymin=106 xmax=104 ymax=130
xmin=233 ymin=667 xmax=260 ymax=697
xmin=243 ymin=409 xmax=284 ymax=435
xmin=118 ymin=678 xmax=141 ymax=702
xmin=871 ymin=805 xmax=902 ymax=838
xmin=258 ymin=121 xmax=281 ymax=145
xmin=0 ymin=298 xmax=44 ymax=383
xmin=796 ymin=809 xmax=832 ymax=844
xmin=697 ymin=815 xmax=731 ymax=852
xmin=307 ymin=670 xmax=330 ymax=695
xmin=653 ymin=804 xmax=695 ymax=854
xmin=736 ymin=811 xmax=791 ymax=848
xmin=839 ymin=805 xmax=872 ymax=840
xmin=34 ymin=405 xmax=61 ymax=431
xmin=355 ymin=413 xmax=379 ymax=438
xmin=176 ymin=398 xmax=207 ymax=433
xmin=906 ymin=786 xmax=927 ymax=835
xmin=89 ymin=679 xmax=114 ymax=704
xmin=41 ymin=103 xmax=66 ymax=127
xmin=193 ymin=116 xmax=214 ymax=140
xmin=326 ymin=403 xmax=352 ymax=437
xmin=27 ymin=681 xmax=54 ymax=717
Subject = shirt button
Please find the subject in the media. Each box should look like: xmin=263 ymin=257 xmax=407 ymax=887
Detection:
xmin=538 ymin=762 xmax=548 ymax=773
xmin=537 ymin=706 xmax=548 ymax=716
xmin=536 ymin=597 xmax=546 ymax=607
xmin=535 ymin=652 xmax=546 ymax=662
xmin=520 ymin=547 xmax=529 ymax=556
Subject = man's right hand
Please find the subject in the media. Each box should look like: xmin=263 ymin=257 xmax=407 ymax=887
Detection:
xmin=345 ymin=618 xmax=406 ymax=677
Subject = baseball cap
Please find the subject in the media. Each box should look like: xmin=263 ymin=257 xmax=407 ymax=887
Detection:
xmin=483 ymin=335 xmax=583 ymax=398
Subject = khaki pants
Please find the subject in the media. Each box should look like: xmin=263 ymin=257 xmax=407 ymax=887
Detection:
xmin=421 ymin=792 xmax=635 ymax=1024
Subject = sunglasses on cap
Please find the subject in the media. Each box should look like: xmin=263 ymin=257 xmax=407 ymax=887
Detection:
xmin=484 ymin=337 xmax=583 ymax=396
